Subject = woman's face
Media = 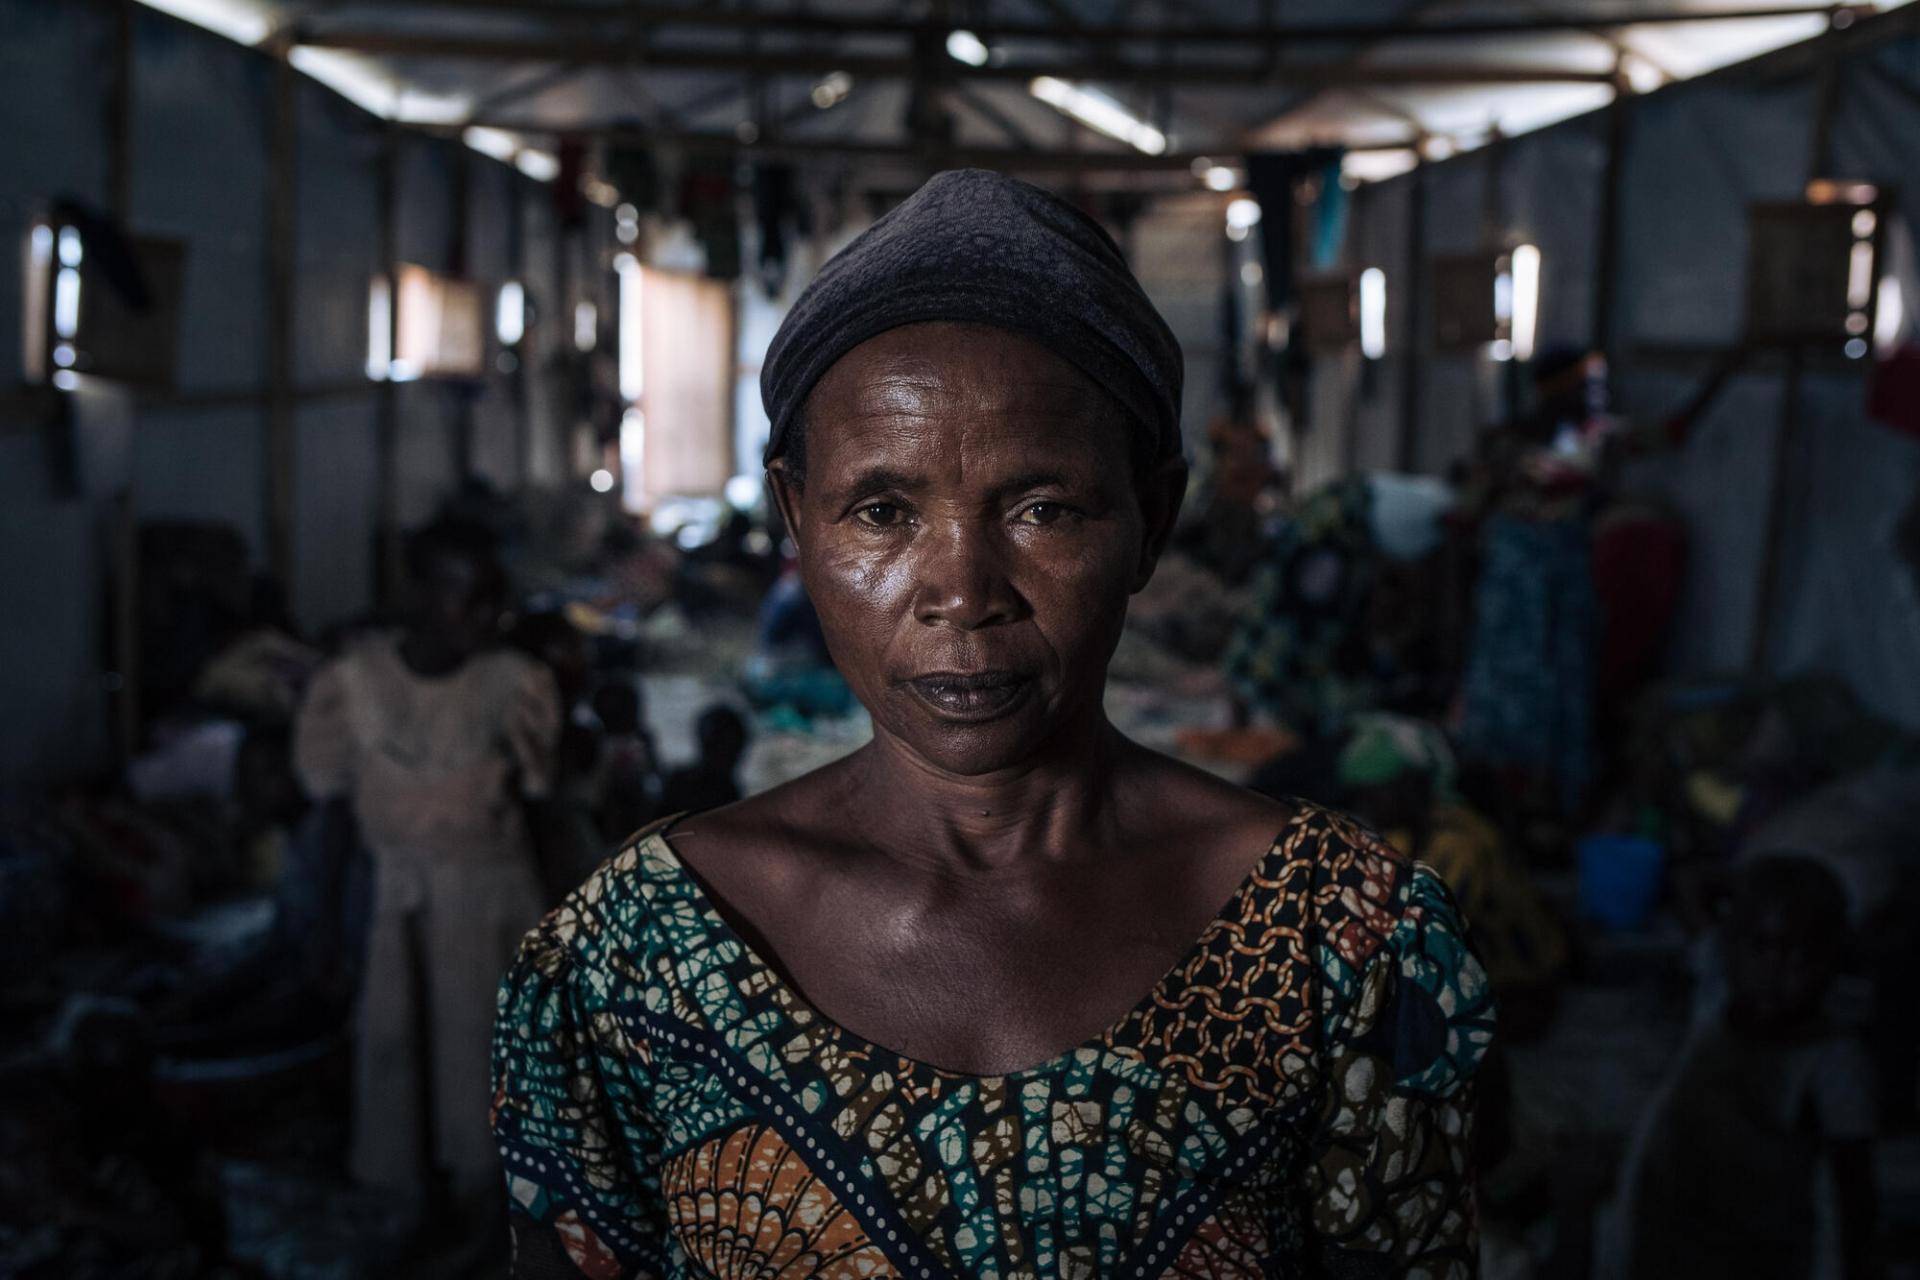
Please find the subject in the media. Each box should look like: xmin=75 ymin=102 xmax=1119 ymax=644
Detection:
xmin=773 ymin=323 xmax=1182 ymax=777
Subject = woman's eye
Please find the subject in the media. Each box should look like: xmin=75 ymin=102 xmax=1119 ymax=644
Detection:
xmin=1016 ymin=502 xmax=1068 ymax=526
xmin=854 ymin=503 xmax=905 ymax=527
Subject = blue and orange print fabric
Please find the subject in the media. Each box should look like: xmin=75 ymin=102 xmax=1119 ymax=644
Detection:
xmin=490 ymin=804 xmax=1493 ymax=1279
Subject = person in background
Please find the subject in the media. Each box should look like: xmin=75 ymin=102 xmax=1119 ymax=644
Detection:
xmin=293 ymin=517 xmax=560 ymax=1221
xmin=511 ymin=608 xmax=593 ymax=717
xmin=590 ymin=677 xmax=659 ymax=843
xmin=230 ymin=722 xmax=307 ymax=892
xmin=656 ymin=704 xmax=749 ymax=817
xmin=1335 ymin=714 xmax=1567 ymax=1007
xmin=512 ymin=609 xmax=605 ymax=901
xmin=1619 ymin=856 xmax=1877 ymax=1280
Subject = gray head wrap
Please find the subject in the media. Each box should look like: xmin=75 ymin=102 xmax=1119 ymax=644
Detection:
xmin=760 ymin=169 xmax=1183 ymax=466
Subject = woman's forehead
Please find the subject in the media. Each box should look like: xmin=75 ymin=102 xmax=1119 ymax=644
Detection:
xmin=808 ymin=324 xmax=1117 ymax=438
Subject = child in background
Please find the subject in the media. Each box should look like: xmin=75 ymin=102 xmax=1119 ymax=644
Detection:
xmin=657 ymin=705 xmax=750 ymax=817
xmin=293 ymin=518 xmax=559 ymax=1212
xmin=591 ymin=677 xmax=659 ymax=843
xmin=511 ymin=609 xmax=605 ymax=900
xmin=1619 ymin=856 xmax=1877 ymax=1280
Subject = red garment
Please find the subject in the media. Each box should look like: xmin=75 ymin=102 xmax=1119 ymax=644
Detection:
xmin=1868 ymin=343 xmax=1920 ymax=439
xmin=1591 ymin=504 xmax=1687 ymax=709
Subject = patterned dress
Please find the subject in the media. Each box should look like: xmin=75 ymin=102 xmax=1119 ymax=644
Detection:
xmin=490 ymin=804 xmax=1493 ymax=1279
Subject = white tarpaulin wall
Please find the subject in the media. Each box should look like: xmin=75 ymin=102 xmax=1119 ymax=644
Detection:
xmin=1312 ymin=20 xmax=1920 ymax=730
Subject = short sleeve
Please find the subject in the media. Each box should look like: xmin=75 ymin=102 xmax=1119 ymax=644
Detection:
xmin=1305 ymin=820 xmax=1495 ymax=1279
xmin=492 ymin=906 xmax=665 ymax=1279
xmin=292 ymin=659 xmax=357 ymax=801
xmin=1812 ymin=1035 xmax=1877 ymax=1143
xmin=505 ymin=659 xmax=563 ymax=802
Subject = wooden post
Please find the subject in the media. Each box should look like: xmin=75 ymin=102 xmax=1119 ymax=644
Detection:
xmin=554 ymin=201 xmax=574 ymax=480
xmin=1395 ymin=162 xmax=1427 ymax=472
xmin=265 ymin=43 xmax=299 ymax=594
xmin=375 ymin=124 xmax=402 ymax=604
xmin=108 ymin=0 xmax=133 ymax=221
xmin=1747 ymin=350 xmax=1804 ymax=672
xmin=1591 ymin=72 xmax=1632 ymax=360
xmin=1482 ymin=132 xmax=1525 ymax=423
xmin=1746 ymin=23 xmax=1843 ymax=673
xmin=509 ymin=173 xmax=531 ymax=489
xmin=449 ymin=143 xmax=475 ymax=482
xmin=108 ymin=0 xmax=140 ymax=761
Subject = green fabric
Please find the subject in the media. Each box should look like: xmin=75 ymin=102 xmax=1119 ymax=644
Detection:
xmin=1337 ymin=713 xmax=1458 ymax=802
xmin=489 ymin=805 xmax=1493 ymax=1278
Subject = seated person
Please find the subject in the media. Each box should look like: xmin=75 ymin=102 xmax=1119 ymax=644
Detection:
xmin=1618 ymin=856 xmax=1877 ymax=1280
xmin=1336 ymin=713 xmax=1567 ymax=1000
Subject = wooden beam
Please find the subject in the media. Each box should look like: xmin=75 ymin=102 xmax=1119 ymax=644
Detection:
xmin=447 ymin=125 xmax=1418 ymax=169
xmin=291 ymin=31 xmax=1618 ymax=87
xmin=300 ymin=1 xmax=1865 ymax=44
xmin=949 ymin=83 xmax=1038 ymax=151
xmin=469 ymin=62 xmax=592 ymax=118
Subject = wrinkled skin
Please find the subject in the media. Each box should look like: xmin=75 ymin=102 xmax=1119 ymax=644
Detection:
xmin=673 ymin=323 xmax=1290 ymax=1075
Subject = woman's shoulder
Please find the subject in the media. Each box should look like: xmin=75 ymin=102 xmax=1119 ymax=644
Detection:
xmin=1266 ymin=800 xmax=1467 ymax=950
xmin=1280 ymin=803 xmax=1494 ymax=1087
xmin=1115 ymin=745 xmax=1408 ymax=899
xmin=514 ymin=818 xmax=690 ymax=976
xmin=468 ymin=642 xmax=552 ymax=691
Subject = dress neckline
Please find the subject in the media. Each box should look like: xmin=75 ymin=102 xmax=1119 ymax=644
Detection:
xmin=641 ymin=808 xmax=1305 ymax=1083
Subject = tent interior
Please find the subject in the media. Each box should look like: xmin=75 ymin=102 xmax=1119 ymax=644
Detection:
xmin=5 ymin=1 xmax=1920 ymax=1276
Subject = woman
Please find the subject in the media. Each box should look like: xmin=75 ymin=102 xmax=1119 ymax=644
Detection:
xmin=492 ymin=170 xmax=1492 ymax=1279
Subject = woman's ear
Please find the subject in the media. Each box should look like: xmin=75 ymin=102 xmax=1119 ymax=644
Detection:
xmin=1131 ymin=456 xmax=1189 ymax=592
xmin=767 ymin=458 xmax=805 ymax=557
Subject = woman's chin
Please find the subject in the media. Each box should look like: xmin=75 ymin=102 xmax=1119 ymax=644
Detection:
xmin=874 ymin=688 xmax=1073 ymax=778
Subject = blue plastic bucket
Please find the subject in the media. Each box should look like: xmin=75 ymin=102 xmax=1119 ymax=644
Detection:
xmin=1577 ymin=834 xmax=1665 ymax=931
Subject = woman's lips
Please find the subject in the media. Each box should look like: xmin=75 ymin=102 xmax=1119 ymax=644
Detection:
xmin=902 ymin=670 xmax=1034 ymax=720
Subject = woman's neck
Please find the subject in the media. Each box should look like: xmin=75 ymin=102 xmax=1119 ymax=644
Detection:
xmin=844 ymin=715 xmax=1135 ymax=880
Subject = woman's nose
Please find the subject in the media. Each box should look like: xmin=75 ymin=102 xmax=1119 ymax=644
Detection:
xmin=910 ymin=522 xmax=1025 ymax=630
